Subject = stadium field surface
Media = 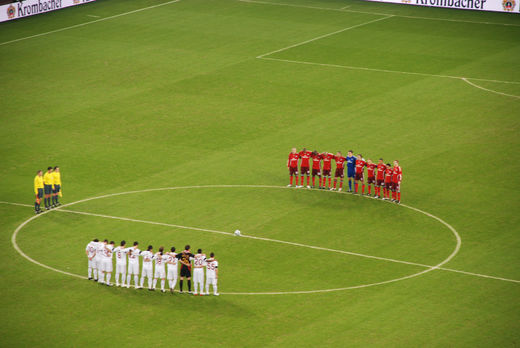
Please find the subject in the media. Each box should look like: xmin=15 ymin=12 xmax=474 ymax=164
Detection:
xmin=0 ymin=0 xmax=519 ymax=346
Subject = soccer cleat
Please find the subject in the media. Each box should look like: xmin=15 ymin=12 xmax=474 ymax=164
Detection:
xmin=193 ymin=292 xmax=198 ymax=295
xmin=338 ymin=188 xmax=342 ymax=192
xmin=126 ymin=285 xmax=130 ymax=289
xmin=161 ymin=290 xmax=166 ymax=293
xmin=106 ymin=283 xmax=112 ymax=287
xmin=287 ymin=184 xmax=292 ymax=187
xmin=200 ymin=293 xmax=204 ymax=296
xmin=88 ymin=277 xmax=92 ymax=280
xmin=306 ymin=185 xmax=311 ymax=189
xmin=206 ymin=292 xmax=210 ymax=295
xmin=170 ymin=288 xmax=174 ymax=293
xmin=396 ymin=200 xmax=400 ymax=204
xmin=214 ymin=293 xmax=220 ymax=296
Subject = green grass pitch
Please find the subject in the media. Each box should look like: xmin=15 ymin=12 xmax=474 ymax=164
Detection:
xmin=1 ymin=0 xmax=519 ymax=346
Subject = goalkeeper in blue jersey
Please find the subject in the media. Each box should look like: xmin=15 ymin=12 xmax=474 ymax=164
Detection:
xmin=345 ymin=150 xmax=356 ymax=192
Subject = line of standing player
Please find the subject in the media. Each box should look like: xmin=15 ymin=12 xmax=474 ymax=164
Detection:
xmin=85 ymin=239 xmax=219 ymax=296
xmin=287 ymin=148 xmax=403 ymax=203
xmin=33 ymin=166 xmax=62 ymax=213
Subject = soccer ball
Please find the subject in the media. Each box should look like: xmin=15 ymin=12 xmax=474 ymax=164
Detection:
xmin=234 ymin=229 xmax=241 ymax=236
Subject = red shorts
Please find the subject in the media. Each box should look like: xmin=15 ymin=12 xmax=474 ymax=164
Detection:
xmin=392 ymin=182 xmax=400 ymax=192
xmin=385 ymin=181 xmax=392 ymax=189
xmin=367 ymin=176 xmax=375 ymax=184
xmin=289 ymin=167 xmax=298 ymax=175
xmin=322 ymin=169 xmax=331 ymax=177
xmin=300 ymin=166 xmax=310 ymax=175
xmin=334 ymin=168 xmax=344 ymax=178
xmin=355 ymin=172 xmax=363 ymax=181
xmin=312 ymin=169 xmax=321 ymax=176
xmin=377 ymin=179 xmax=384 ymax=186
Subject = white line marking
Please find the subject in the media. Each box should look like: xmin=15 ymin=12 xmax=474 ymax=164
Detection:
xmin=0 ymin=0 xmax=181 ymax=47
xmin=462 ymin=78 xmax=520 ymax=99
xmin=6 ymin=185 xmax=519 ymax=293
xmin=258 ymin=57 xmax=520 ymax=85
xmin=238 ymin=0 xmax=520 ymax=27
xmin=86 ymin=15 xmax=101 ymax=18
xmin=257 ymin=15 xmax=394 ymax=58
xmin=340 ymin=5 xmax=351 ymax=9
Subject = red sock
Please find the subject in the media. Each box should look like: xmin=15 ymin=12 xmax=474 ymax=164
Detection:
xmin=398 ymin=192 xmax=401 ymax=201
xmin=339 ymin=181 xmax=343 ymax=189
xmin=290 ymin=176 xmax=293 ymax=185
xmin=355 ymin=183 xmax=358 ymax=193
xmin=368 ymin=186 xmax=372 ymax=194
xmin=312 ymin=177 xmax=315 ymax=186
xmin=362 ymin=185 xmax=365 ymax=194
xmin=334 ymin=180 xmax=337 ymax=188
xmin=307 ymin=176 xmax=310 ymax=186
xmin=300 ymin=177 xmax=303 ymax=186
xmin=328 ymin=178 xmax=331 ymax=187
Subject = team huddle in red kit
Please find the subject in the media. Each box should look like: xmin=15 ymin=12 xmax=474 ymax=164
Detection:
xmin=287 ymin=148 xmax=403 ymax=203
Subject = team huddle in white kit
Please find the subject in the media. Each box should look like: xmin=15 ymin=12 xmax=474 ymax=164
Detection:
xmin=85 ymin=239 xmax=219 ymax=296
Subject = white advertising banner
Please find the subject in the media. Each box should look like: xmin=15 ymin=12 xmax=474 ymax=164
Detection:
xmin=365 ymin=0 xmax=519 ymax=12
xmin=0 ymin=0 xmax=96 ymax=23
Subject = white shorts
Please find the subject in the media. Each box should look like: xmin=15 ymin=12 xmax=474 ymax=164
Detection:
xmin=206 ymin=276 xmax=217 ymax=286
xmin=116 ymin=263 xmax=127 ymax=274
xmin=154 ymin=267 xmax=166 ymax=279
xmin=128 ymin=262 xmax=139 ymax=275
xmin=102 ymin=259 xmax=113 ymax=273
xmin=93 ymin=257 xmax=102 ymax=269
xmin=142 ymin=266 xmax=153 ymax=278
xmin=167 ymin=266 xmax=178 ymax=280
xmin=193 ymin=268 xmax=204 ymax=283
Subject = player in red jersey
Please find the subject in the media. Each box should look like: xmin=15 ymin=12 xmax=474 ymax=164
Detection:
xmin=354 ymin=154 xmax=366 ymax=194
xmin=332 ymin=152 xmax=346 ymax=191
xmin=321 ymin=152 xmax=334 ymax=189
xmin=383 ymin=163 xmax=392 ymax=200
xmin=310 ymin=151 xmax=322 ymax=188
xmin=366 ymin=159 xmax=377 ymax=196
xmin=375 ymin=158 xmax=386 ymax=198
xmin=391 ymin=160 xmax=403 ymax=203
xmin=298 ymin=148 xmax=312 ymax=188
xmin=287 ymin=148 xmax=299 ymax=187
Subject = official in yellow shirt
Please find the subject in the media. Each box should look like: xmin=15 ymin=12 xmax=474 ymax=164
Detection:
xmin=43 ymin=167 xmax=54 ymax=210
xmin=52 ymin=166 xmax=62 ymax=206
xmin=34 ymin=170 xmax=44 ymax=214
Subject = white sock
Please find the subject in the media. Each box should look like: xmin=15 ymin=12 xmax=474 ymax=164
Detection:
xmin=148 ymin=278 xmax=152 ymax=289
xmin=99 ymin=272 xmax=104 ymax=283
xmin=161 ymin=279 xmax=165 ymax=290
xmin=169 ymin=280 xmax=173 ymax=289
xmin=214 ymin=284 xmax=218 ymax=294
xmin=153 ymin=279 xmax=157 ymax=288
xmin=140 ymin=277 xmax=144 ymax=287
xmin=93 ymin=268 xmax=98 ymax=280
xmin=107 ymin=273 xmax=112 ymax=284
xmin=206 ymin=284 xmax=209 ymax=294
xmin=134 ymin=275 xmax=138 ymax=287
xmin=115 ymin=273 xmax=119 ymax=286
xmin=88 ymin=267 xmax=92 ymax=278
xmin=126 ymin=274 xmax=131 ymax=286
xmin=121 ymin=274 xmax=126 ymax=286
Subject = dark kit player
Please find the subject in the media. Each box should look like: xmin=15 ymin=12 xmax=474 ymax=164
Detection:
xmin=310 ymin=151 xmax=322 ymax=188
xmin=321 ymin=152 xmax=334 ymax=189
xmin=176 ymin=245 xmax=195 ymax=293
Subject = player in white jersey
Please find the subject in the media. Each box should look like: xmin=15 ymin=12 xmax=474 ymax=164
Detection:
xmin=166 ymin=247 xmax=178 ymax=293
xmin=153 ymin=247 xmax=168 ymax=292
xmin=96 ymin=240 xmax=108 ymax=284
xmin=85 ymin=238 xmax=98 ymax=280
xmin=102 ymin=241 xmax=115 ymax=286
xmin=139 ymin=245 xmax=154 ymax=290
xmin=126 ymin=241 xmax=141 ymax=289
xmin=205 ymin=252 xmax=219 ymax=296
xmin=113 ymin=240 xmax=131 ymax=287
xmin=192 ymin=249 xmax=206 ymax=296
